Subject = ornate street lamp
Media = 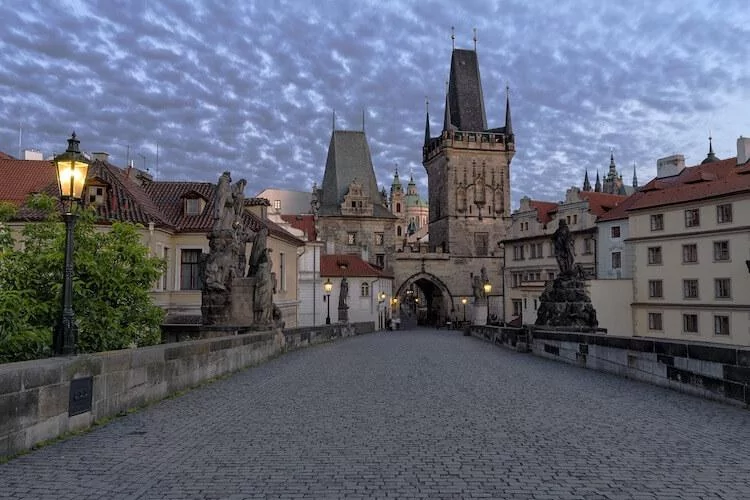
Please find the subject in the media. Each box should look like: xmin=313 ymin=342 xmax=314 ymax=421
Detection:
xmin=323 ymin=278 xmax=333 ymax=324
xmin=53 ymin=132 xmax=89 ymax=355
xmin=378 ymin=291 xmax=386 ymax=329
xmin=483 ymin=280 xmax=492 ymax=325
xmin=461 ymin=297 xmax=467 ymax=322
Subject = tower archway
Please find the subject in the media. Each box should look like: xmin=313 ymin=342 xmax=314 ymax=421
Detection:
xmin=395 ymin=272 xmax=454 ymax=327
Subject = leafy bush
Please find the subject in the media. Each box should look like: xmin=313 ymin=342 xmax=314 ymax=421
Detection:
xmin=0 ymin=196 xmax=165 ymax=362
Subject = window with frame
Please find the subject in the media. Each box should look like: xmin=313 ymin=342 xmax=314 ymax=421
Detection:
xmin=611 ymin=251 xmax=621 ymax=269
xmin=279 ymin=252 xmax=286 ymax=292
xmin=396 ymin=226 xmax=402 ymax=237
xmin=682 ymin=244 xmax=697 ymax=263
xmin=375 ymin=232 xmax=384 ymax=246
xmin=583 ymin=238 xmax=592 ymax=255
xmin=474 ymin=232 xmax=489 ymax=256
xmin=647 ymin=246 xmax=662 ymax=265
xmin=716 ymin=203 xmax=732 ymax=224
xmin=650 ymin=214 xmax=664 ymax=231
xmin=184 ymin=198 xmax=203 ymax=215
xmin=347 ymin=232 xmax=357 ymax=245
xmin=715 ymin=278 xmax=731 ymax=299
xmin=513 ymin=245 xmax=525 ymax=260
xmin=361 ymin=282 xmax=370 ymax=297
xmin=683 ymin=313 xmax=698 ymax=333
xmin=611 ymin=226 xmax=621 ymax=238
xmin=180 ymin=249 xmax=203 ymax=290
xmin=88 ymin=185 xmax=105 ymax=206
xmin=713 ymin=240 xmax=729 ymax=261
xmin=512 ymin=299 xmax=522 ymax=317
xmin=684 ymin=208 xmax=700 ymax=227
xmin=683 ymin=279 xmax=699 ymax=299
xmin=375 ymin=254 xmax=385 ymax=268
xmin=396 ymin=202 xmax=401 ymax=213
xmin=714 ymin=315 xmax=730 ymax=336
xmin=648 ymin=312 xmax=663 ymax=330
xmin=273 ymin=199 xmax=281 ymax=210
xmin=648 ymin=279 xmax=663 ymax=298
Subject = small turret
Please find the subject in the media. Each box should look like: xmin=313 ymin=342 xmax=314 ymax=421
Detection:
xmin=594 ymin=171 xmax=601 ymax=192
xmin=701 ymin=135 xmax=720 ymax=164
xmin=504 ymin=86 xmax=513 ymax=139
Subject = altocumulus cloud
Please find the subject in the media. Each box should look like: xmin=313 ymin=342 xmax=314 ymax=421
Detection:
xmin=0 ymin=0 xmax=749 ymax=207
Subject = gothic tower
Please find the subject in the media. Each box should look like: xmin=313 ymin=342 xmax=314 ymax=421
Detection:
xmin=422 ymin=48 xmax=515 ymax=255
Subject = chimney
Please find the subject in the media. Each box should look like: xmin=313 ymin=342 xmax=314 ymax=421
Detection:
xmin=656 ymin=154 xmax=685 ymax=178
xmin=92 ymin=152 xmax=109 ymax=162
xmin=23 ymin=149 xmax=43 ymax=161
xmin=737 ymin=136 xmax=750 ymax=165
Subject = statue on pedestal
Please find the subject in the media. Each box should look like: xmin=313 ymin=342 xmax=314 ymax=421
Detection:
xmin=553 ymin=219 xmax=575 ymax=276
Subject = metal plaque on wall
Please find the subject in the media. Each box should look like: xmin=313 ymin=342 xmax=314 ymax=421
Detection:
xmin=69 ymin=377 xmax=93 ymax=416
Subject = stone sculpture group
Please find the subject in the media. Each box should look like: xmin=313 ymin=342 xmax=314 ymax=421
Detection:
xmin=201 ymin=172 xmax=277 ymax=328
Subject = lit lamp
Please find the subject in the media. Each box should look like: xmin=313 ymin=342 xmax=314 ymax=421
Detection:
xmin=483 ymin=280 xmax=492 ymax=324
xmin=323 ymin=278 xmax=333 ymax=324
xmin=461 ymin=297 xmax=467 ymax=322
xmin=53 ymin=132 xmax=90 ymax=355
xmin=378 ymin=291 xmax=386 ymax=330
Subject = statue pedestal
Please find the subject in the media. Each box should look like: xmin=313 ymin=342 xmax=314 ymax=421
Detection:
xmin=535 ymin=273 xmax=598 ymax=329
xmin=338 ymin=307 xmax=349 ymax=323
xmin=472 ymin=304 xmax=488 ymax=326
xmin=230 ymin=277 xmax=256 ymax=325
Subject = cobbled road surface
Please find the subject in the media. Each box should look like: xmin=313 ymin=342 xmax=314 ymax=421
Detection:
xmin=2 ymin=329 xmax=750 ymax=499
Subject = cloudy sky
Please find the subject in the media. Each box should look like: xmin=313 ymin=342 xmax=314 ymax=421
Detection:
xmin=1 ymin=0 xmax=749 ymax=207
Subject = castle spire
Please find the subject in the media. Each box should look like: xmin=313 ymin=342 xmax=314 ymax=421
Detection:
xmin=632 ymin=162 xmax=638 ymax=188
xmin=443 ymin=84 xmax=454 ymax=132
xmin=595 ymin=171 xmax=601 ymax=192
xmin=473 ymin=27 xmax=477 ymax=51
xmin=504 ymin=85 xmax=513 ymax=138
xmin=451 ymin=26 xmax=455 ymax=50
xmin=424 ymin=98 xmax=431 ymax=148
xmin=701 ymin=134 xmax=720 ymax=164
xmin=609 ymin=148 xmax=617 ymax=175
xmin=583 ymin=169 xmax=591 ymax=192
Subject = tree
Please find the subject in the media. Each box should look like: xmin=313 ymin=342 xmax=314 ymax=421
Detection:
xmin=0 ymin=196 xmax=165 ymax=363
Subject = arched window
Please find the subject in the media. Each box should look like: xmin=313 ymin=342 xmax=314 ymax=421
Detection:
xmin=396 ymin=202 xmax=401 ymax=213
xmin=397 ymin=226 xmax=402 ymax=236
xmin=361 ymin=282 xmax=370 ymax=297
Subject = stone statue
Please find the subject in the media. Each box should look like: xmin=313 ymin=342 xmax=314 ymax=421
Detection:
xmin=338 ymin=277 xmax=349 ymax=309
xmin=553 ymin=219 xmax=575 ymax=276
xmin=214 ymin=172 xmax=233 ymax=231
xmin=253 ymin=249 xmax=274 ymax=324
xmin=472 ymin=273 xmax=485 ymax=302
xmin=311 ymin=183 xmax=320 ymax=215
xmin=232 ymin=178 xmax=247 ymax=225
xmin=247 ymin=227 xmax=268 ymax=278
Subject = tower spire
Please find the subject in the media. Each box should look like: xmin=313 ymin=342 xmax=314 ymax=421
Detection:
xmin=473 ymin=28 xmax=477 ymax=51
xmin=583 ymin=169 xmax=591 ymax=192
xmin=424 ymin=98 xmax=431 ymax=148
xmin=504 ymin=85 xmax=513 ymax=138
xmin=332 ymin=109 xmax=336 ymax=132
xmin=362 ymin=108 xmax=366 ymax=132
xmin=632 ymin=162 xmax=638 ymax=188
xmin=451 ymin=26 xmax=455 ymax=50
xmin=595 ymin=171 xmax=601 ymax=192
xmin=701 ymin=133 xmax=720 ymax=164
xmin=443 ymin=82 xmax=454 ymax=132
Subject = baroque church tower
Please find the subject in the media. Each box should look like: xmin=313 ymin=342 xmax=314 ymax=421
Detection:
xmin=422 ymin=47 xmax=515 ymax=255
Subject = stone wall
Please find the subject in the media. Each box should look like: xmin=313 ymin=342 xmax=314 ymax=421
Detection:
xmin=0 ymin=322 xmax=373 ymax=459
xmin=469 ymin=325 xmax=750 ymax=407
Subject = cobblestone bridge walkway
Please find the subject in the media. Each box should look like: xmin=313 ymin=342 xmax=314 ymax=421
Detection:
xmin=2 ymin=329 xmax=750 ymax=499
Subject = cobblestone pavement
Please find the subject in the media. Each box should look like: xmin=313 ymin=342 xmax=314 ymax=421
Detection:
xmin=2 ymin=329 xmax=750 ymax=499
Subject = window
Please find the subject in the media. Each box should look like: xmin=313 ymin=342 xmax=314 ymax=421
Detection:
xmin=647 ymin=246 xmax=662 ymax=265
xmin=717 ymin=203 xmax=732 ymax=224
xmin=547 ymin=271 xmax=555 ymax=281
xmin=396 ymin=226 xmax=402 ymax=237
xmin=361 ymin=282 xmax=370 ymax=297
xmin=583 ymin=238 xmax=592 ymax=255
xmin=396 ymin=202 xmax=401 ymax=213
xmin=566 ymin=215 xmax=571 ymax=224
xmin=715 ymin=278 xmax=731 ymax=299
xmin=530 ymin=242 xmax=544 ymax=259
xmin=683 ymin=279 xmax=699 ymax=299
xmin=375 ymin=254 xmax=385 ymax=268
xmin=184 ymin=198 xmax=202 ymax=215
xmin=273 ymin=199 xmax=281 ymax=210
xmin=611 ymin=252 xmax=621 ymax=269
xmin=88 ymin=186 xmax=105 ymax=205
xmin=279 ymin=252 xmax=286 ymax=292
xmin=648 ymin=312 xmax=663 ymax=330
xmin=682 ymin=244 xmax=697 ymax=263
xmin=180 ymin=249 xmax=203 ymax=290
xmin=474 ymin=232 xmax=489 ymax=256
xmin=714 ymin=315 xmax=730 ymax=336
xmin=511 ymin=272 xmax=522 ymax=288
xmin=683 ymin=314 xmax=698 ymax=333
xmin=375 ymin=233 xmax=384 ymax=246
xmin=684 ymin=208 xmax=700 ymax=227
xmin=573 ymin=214 xmax=578 ymax=225
xmin=611 ymin=226 xmax=621 ymax=238
xmin=513 ymin=245 xmax=525 ymax=261
xmin=713 ymin=240 xmax=729 ymax=261
xmin=648 ymin=280 xmax=663 ymax=298
xmin=650 ymin=214 xmax=664 ymax=231
xmin=347 ymin=232 xmax=357 ymax=245
xmin=512 ymin=299 xmax=522 ymax=317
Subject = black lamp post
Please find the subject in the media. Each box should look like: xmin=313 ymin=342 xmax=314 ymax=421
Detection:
xmin=461 ymin=297 xmax=467 ymax=322
xmin=483 ymin=280 xmax=492 ymax=325
xmin=324 ymin=278 xmax=333 ymax=325
xmin=378 ymin=291 xmax=386 ymax=329
xmin=53 ymin=132 xmax=89 ymax=355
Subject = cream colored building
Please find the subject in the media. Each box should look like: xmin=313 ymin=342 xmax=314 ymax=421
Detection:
xmin=629 ymin=141 xmax=750 ymax=345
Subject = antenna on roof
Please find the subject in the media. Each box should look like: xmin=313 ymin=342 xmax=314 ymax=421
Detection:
xmin=17 ymin=120 xmax=22 ymax=158
xmin=425 ymin=97 xmax=429 ymax=114
xmin=451 ymin=26 xmax=455 ymax=50
xmin=473 ymin=28 xmax=477 ymax=51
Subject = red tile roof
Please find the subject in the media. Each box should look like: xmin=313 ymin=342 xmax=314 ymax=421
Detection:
xmin=0 ymin=158 xmax=57 ymax=206
xmin=321 ymin=254 xmax=392 ymax=278
xmin=142 ymin=181 xmax=215 ymax=231
xmin=280 ymin=214 xmax=317 ymax=241
xmin=578 ymin=191 xmax=627 ymax=217
xmin=250 ymin=212 xmax=305 ymax=246
xmin=0 ymin=152 xmax=15 ymax=160
xmin=596 ymin=191 xmax=644 ymax=222
xmin=528 ymin=200 xmax=557 ymax=224
xmin=629 ymin=157 xmax=748 ymax=211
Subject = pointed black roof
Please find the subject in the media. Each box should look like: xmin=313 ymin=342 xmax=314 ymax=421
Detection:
xmin=443 ymin=49 xmax=487 ymax=132
xmin=701 ymin=136 xmax=720 ymax=164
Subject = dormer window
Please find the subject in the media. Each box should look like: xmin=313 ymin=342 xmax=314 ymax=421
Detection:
xmin=88 ymin=185 xmax=105 ymax=206
xmin=185 ymin=198 xmax=204 ymax=216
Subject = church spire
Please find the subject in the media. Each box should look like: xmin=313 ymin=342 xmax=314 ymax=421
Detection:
xmin=504 ymin=85 xmax=513 ymax=138
xmin=424 ymin=98 xmax=431 ymax=148
xmin=609 ymin=149 xmax=617 ymax=175
xmin=701 ymin=134 xmax=720 ymax=164
xmin=583 ymin=169 xmax=591 ymax=192
xmin=632 ymin=162 xmax=638 ymax=188
xmin=594 ymin=171 xmax=601 ymax=192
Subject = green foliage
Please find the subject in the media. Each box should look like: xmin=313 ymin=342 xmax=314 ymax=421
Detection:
xmin=0 ymin=195 xmax=166 ymax=362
